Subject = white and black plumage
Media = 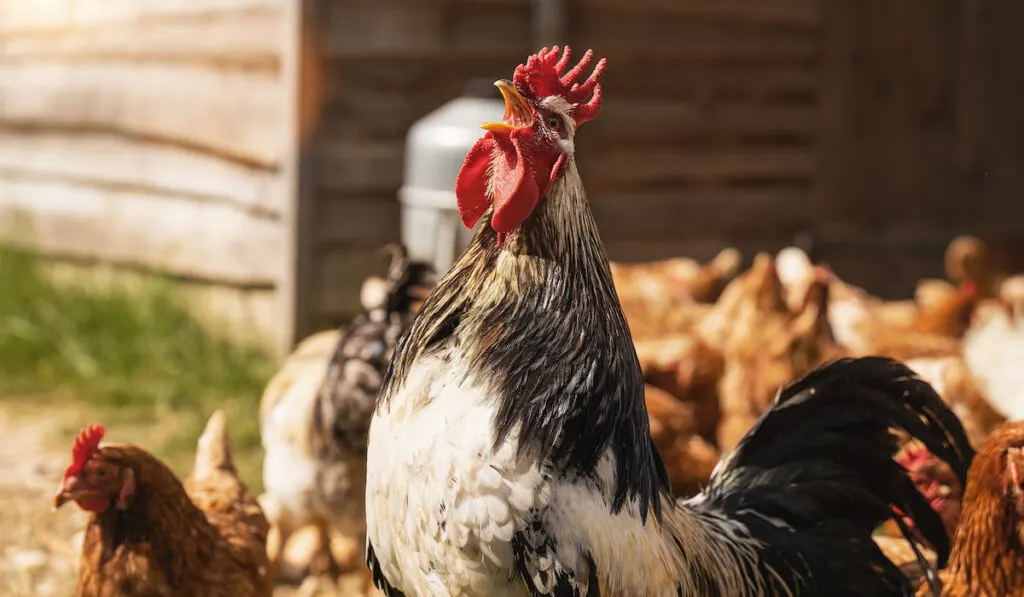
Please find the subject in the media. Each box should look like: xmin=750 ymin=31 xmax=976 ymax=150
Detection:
xmin=259 ymin=244 xmax=434 ymax=575
xmin=311 ymin=245 xmax=436 ymax=462
xmin=364 ymin=47 xmax=975 ymax=597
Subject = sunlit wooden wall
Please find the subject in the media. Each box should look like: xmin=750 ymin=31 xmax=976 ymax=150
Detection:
xmin=0 ymin=0 xmax=299 ymax=351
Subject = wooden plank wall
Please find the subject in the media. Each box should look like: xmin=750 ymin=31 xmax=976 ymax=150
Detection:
xmin=304 ymin=0 xmax=821 ymax=332
xmin=303 ymin=0 xmax=530 ymax=330
xmin=574 ymin=0 xmax=820 ymax=262
xmin=0 ymin=0 xmax=295 ymax=349
xmin=817 ymin=0 xmax=1024 ymax=298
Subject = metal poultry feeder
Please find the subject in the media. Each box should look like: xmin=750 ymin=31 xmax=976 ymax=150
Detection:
xmin=398 ymin=82 xmax=505 ymax=275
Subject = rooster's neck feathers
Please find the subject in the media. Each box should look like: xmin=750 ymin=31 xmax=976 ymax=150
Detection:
xmin=380 ymin=159 xmax=670 ymax=517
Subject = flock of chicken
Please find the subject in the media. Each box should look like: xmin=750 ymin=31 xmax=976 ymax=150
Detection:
xmin=253 ymin=233 xmax=1024 ymax=597
xmin=47 ymin=43 xmax=1024 ymax=597
xmin=53 ymin=233 xmax=1024 ymax=597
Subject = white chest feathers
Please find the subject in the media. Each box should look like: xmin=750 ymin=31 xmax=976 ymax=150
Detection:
xmin=364 ymin=350 xmax=692 ymax=597
xmin=365 ymin=351 xmax=546 ymax=597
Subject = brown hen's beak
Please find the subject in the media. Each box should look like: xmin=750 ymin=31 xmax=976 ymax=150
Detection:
xmin=53 ymin=477 xmax=78 ymax=510
xmin=53 ymin=475 xmax=99 ymax=510
xmin=53 ymin=492 xmax=73 ymax=510
xmin=480 ymin=79 xmax=533 ymax=134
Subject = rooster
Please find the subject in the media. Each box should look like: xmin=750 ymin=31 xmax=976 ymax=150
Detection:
xmin=364 ymin=46 xmax=974 ymax=597
xmin=54 ymin=411 xmax=271 ymax=597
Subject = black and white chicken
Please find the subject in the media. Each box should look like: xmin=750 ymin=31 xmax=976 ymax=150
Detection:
xmin=364 ymin=47 xmax=975 ymax=597
xmin=259 ymin=245 xmax=433 ymax=583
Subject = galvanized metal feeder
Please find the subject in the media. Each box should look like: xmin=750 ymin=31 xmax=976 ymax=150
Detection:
xmin=399 ymin=82 xmax=505 ymax=275
xmin=400 ymin=0 xmax=565 ymax=275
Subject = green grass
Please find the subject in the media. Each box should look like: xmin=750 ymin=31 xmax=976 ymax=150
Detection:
xmin=0 ymin=247 xmax=278 ymax=490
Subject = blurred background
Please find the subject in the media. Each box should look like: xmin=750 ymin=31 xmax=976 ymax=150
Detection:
xmin=0 ymin=0 xmax=1023 ymax=595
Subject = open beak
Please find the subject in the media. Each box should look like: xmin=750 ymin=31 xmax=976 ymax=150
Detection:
xmin=481 ymin=79 xmax=533 ymax=134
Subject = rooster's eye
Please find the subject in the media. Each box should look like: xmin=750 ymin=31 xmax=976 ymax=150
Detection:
xmin=95 ymin=467 xmax=106 ymax=478
xmin=547 ymin=116 xmax=560 ymax=129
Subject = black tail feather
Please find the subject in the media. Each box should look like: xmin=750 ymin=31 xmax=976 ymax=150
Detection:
xmin=693 ymin=356 xmax=975 ymax=596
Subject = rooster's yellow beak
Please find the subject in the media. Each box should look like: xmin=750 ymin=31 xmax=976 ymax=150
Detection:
xmin=481 ymin=80 xmax=533 ymax=134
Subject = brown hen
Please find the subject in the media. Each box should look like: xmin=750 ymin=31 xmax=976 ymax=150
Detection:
xmin=55 ymin=411 xmax=271 ymax=597
xmin=644 ymin=384 xmax=720 ymax=498
xmin=708 ymin=257 xmax=843 ymax=450
xmin=613 ymin=247 xmax=741 ymax=339
xmin=696 ymin=252 xmax=788 ymax=352
xmin=883 ymin=442 xmax=965 ymax=551
xmin=945 ymin=235 xmax=1005 ymax=299
xmin=633 ymin=334 xmax=723 ymax=442
xmin=829 ymin=278 xmax=979 ymax=361
xmin=919 ymin=420 xmax=1024 ymax=596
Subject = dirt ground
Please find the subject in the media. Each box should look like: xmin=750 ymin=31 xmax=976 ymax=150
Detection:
xmin=0 ymin=404 xmax=371 ymax=597
xmin=0 ymin=405 xmax=83 ymax=597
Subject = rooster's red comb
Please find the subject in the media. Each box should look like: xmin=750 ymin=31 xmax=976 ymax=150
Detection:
xmin=512 ymin=45 xmax=607 ymax=126
xmin=64 ymin=424 xmax=105 ymax=477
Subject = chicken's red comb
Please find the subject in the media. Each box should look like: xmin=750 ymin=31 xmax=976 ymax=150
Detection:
xmin=64 ymin=424 xmax=105 ymax=477
xmin=512 ymin=45 xmax=607 ymax=125
xmin=896 ymin=444 xmax=933 ymax=472
xmin=959 ymin=280 xmax=979 ymax=298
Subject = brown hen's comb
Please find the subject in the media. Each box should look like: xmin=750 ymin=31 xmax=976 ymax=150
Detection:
xmin=513 ymin=45 xmax=607 ymax=126
xmin=64 ymin=424 xmax=105 ymax=477
xmin=958 ymin=280 xmax=979 ymax=298
xmin=896 ymin=443 xmax=932 ymax=471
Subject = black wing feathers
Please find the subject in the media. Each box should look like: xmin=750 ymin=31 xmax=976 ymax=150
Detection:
xmin=696 ymin=356 xmax=975 ymax=597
